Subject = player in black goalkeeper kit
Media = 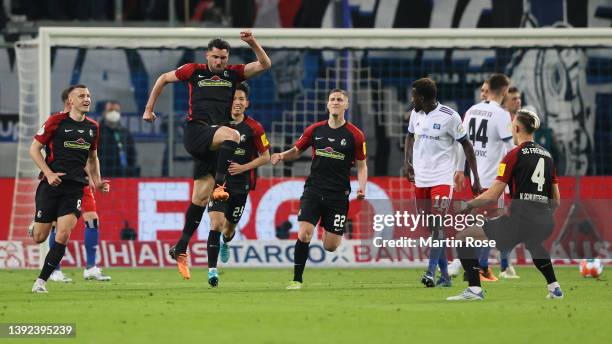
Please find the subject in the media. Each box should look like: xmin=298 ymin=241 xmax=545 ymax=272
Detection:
xmin=30 ymin=84 xmax=110 ymax=293
xmin=271 ymin=89 xmax=368 ymax=290
xmin=450 ymin=109 xmax=563 ymax=300
xmin=206 ymin=82 xmax=270 ymax=287
xmin=142 ymin=31 xmax=271 ymax=280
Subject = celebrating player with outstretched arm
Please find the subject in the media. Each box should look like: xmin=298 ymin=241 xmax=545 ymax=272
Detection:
xmin=450 ymin=109 xmax=563 ymax=301
xmin=142 ymin=31 xmax=271 ymax=282
xmin=29 ymin=85 xmax=110 ymax=293
xmin=271 ymin=89 xmax=367 ymax=290
xmin=207 ymin=82 xmax=271 ymax=286
xmin=403 ymin=78 xmax=481 ymax=288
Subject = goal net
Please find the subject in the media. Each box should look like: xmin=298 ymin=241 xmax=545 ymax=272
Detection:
xmin=11 ymin=28 xmax=612 ymax=250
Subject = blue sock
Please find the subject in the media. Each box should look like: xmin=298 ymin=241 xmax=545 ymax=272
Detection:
xmin=438 ymin=249 xmax=449 ymax=278
xmin=427 ymin=229 xmax=444 ymax=276
xmin=84 ymin=219 xmax=99 ymax=269
xmin=49 ymin=227 xmax=60 ymax=271
xmin=479 ymin=247 xmax=491 ymax=270
xmin=500 ymin=250 xmax=510 ymax=271
xmin=427 ymin=249 xmax=440 ymax=276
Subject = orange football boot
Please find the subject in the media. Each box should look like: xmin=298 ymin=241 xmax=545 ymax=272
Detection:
xmin=176 ymin=254 xmax=191 ymax=280
xmin=212 ymin=183 xmax=229 ymax=201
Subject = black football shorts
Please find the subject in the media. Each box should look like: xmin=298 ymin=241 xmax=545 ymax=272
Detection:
xmin=34 ymin=180 xmax=84 ymax=223
xmin=297 ymin=190 xmax=349 ymax=235
xmin=483 ymin=214 xmax=554 ymax=253
xmin=208 ymin=191 xmax=248 ymax=224
xmin=184 ymin=121 xmax=221 ymax=179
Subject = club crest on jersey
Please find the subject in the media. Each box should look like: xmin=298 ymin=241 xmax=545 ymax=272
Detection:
xmin=341 ymin=138 xmax=347 ymax=146
xmin=433 ymin=123 xmax=441 ymax=130
xmin=224 ymin=71 xmax=229 ymax=77
xmin=89 ymin=129 xmax=93 ymax=137
xmin=315 ymin=147 xmax=345 ymax=160
xmin=240 ymin=134 xmax=246 ymax=142
xmin=37 ymin=124 xmax=45 ymax=136
xmin=64 ymin=138 xmax=91 ymax=150
xmin=198 ymin=75 xmax=232 ymax=88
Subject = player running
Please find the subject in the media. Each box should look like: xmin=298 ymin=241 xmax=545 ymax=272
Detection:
xmin=41 ymin=88 xmax=111 ymax=283
xmin=271 ymin=89 xmax=367 ymax=290
xmin=30 ymin=85 xmax=110 ymax=293
xmin=403 ymin=78 xmax=481 ymax=288
xmin=206 ymin=82 xmax=270 ymax=287
xmin=449 ymin=109 xmax=563 ymax=301
xmin=142 ymin=31 xmax=271 ymax=280
xmin=454 ymin=74 xmax=515 ymax=282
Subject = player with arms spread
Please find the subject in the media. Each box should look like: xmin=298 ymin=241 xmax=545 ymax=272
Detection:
xmin=142 ymin=31 xmax=271 ymax=280
xmin=450 ymin=109 xmax=563 ymax=301
xmin=403 ymin=78 xmax=481 ymax=288
xmin=206 ymin=82 xmax=270 ymax=287
xmin=271 ymin=89 xmax=367 ymax=290
xmin=30 ymin=84 xmax=110 ymax=293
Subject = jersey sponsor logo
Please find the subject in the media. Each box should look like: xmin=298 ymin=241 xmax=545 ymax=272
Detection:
xmin=64 ymin=138 xmax=91 ymax=150
xmin=234 ymin=147 xmax=246 ymax=156
xmin=433 ymin=123 xmax=441 ymax=130
xmin=197 ymin=75 xmax=232 ymax=88
xmin=37 ymin=125 xmax=45 ymax=136
xmin=260 ymin=133 xmax=269 ymax=147
xmin=415 ymin=134 xmax=441 ymax=141
xmin=498 ymin=163 xmax=506 ymax=177
xmin=315 ymin=147 xmax=345 ymax=160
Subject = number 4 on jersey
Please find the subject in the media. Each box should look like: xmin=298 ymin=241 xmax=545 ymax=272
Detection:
xmin=531 ymin=157 xmax=546 ymax=192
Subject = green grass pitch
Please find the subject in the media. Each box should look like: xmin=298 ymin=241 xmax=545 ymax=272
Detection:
xmin=0 ymin=267 xmax=609 ymax=344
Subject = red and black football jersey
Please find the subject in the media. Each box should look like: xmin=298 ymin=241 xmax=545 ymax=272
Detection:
xmin=34 ymin=112 xmax=100 ymax=185
xmin=497 ymin=141 xmax=558 ymax=218
xmin=295 ymin=121 xmax=366 ymax=198
xmin=227 ymin=115 xmax=270 ymax=192
xmin=175 ymin=63 xmax=246 ymax=125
